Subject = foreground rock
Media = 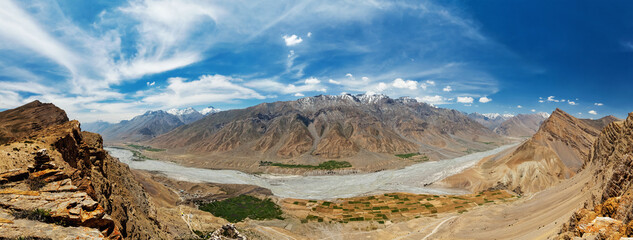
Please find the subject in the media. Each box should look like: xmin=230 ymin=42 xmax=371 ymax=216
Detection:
xmin=558 ymin=112 xmax=633 ymax=239
xmin=0 ymin=102 xmax=177 ymax=239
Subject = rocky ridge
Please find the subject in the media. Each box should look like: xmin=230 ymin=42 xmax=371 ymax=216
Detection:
xmin=441 ymin=109 xmax=613 ymax=194
xmin=558 ymin=113 xmax=633 ymax=239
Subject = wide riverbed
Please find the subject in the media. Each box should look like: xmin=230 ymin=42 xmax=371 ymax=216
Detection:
xmin=106 ymin=144 xmax=517 ymax=200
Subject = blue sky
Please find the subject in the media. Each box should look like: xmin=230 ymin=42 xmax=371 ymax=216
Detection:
xmin=0 ymin=0 xmax=631 ymax=122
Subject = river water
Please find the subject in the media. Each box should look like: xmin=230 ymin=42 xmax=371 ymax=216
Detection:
xmin=105 ymin=144 xmax=516 ymax=200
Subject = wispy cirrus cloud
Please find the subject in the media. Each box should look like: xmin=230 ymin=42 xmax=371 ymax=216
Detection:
xmin=0 ymin=0 xmax=512 ymax=122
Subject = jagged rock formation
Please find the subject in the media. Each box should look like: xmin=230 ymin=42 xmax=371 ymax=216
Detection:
xmin=441 ymin=109 xmax=615 ymax=194
xmin=149 ymin=94 xmax=503 ymax=163
xmin=0 ymin=102 xmax=172 ymax=239
xmin=558 ymin=113 xmax=633 ymax=239
xmin=493 ymin=113 xmax=548 ymax=137
xmin=0 ymin=100 xmax=68 ymax=144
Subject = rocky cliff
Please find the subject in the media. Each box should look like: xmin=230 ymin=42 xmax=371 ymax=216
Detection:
xmin=441 ymin=109 xmax=613 ymax=194
xmin=558 ymin=113 xmax=633 ymax=239
xmin=0 ymin=102 xmax=172 ymax=239
xmin=148 ymin=94 xmax=504 ymax=165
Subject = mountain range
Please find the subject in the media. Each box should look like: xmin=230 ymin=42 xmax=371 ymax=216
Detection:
xmin=145 ymin=94 xmax=505 ymax=170
xmin=467 ymin=112 xmax=549 ymax=137
xmin=83 ymin=106 xmax=220 ymax=142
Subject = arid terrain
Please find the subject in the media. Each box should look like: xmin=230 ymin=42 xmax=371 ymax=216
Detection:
xmin=1 ymin=101 xmax=631 ymax=240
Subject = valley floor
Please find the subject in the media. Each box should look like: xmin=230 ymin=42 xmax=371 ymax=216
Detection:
xmin=121 ymin=146 xmax=594 ymax=240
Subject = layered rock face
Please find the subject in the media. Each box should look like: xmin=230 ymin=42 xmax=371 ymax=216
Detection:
xmin=558 ymin=113 xmax=633 ymax=239
xmin=149 ymin=94 xmax=503 ymax=162
xmin=0 ymin=102 xmax=171 ymax=239
xmin=442 ymin=109 xmax=614 ymax=194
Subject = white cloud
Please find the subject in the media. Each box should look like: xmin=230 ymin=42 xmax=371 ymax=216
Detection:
xmin=304 ymin=77 xmax=320 ymax=85
xmin=142 ymin=74 xmax=265 ymax=107
xmin=283 ymin=34 xmax=303 ymax=46
xmin=246 ymin=78 xmax=327 ymax=95
xmin=443 ymin=85 xmax=452 ymax=92
xmin=376 ymin=82 xmax=388 ymax=92
xmin=457 ymin=96 xmax=474 ymax=103
xmin=568 ymin=101 xmax=577 ymax=105
xmin=294 ymin=93 xmax=304 ymax=97
xmin=538 ymin=100 xmax=544 ymax=103
xmin=420 ymin=80 xmax=436 ymax=90
xmin=517 ymin=105 xmax=522 ymax=108
xmin=594 ymin=103 xmax=604 ymax=106
xmin=307 ymin=32 xmax=312 ymax=37
xmin=547 ymin=96 xmax=559 ymax=102
xmin=588 ymin=110 xmax=597 ymax=115
xmin=146 ymin=81 xmax=155 ymax=86
xmin=478 ymin=96 xmax=492 ymax=103
xmin=392 ymin=78 xmax=418 ymax=90
xmin=328 ymin=79 xmax=341 ymax=85
xmin=531 ymin=109 xmax=536 ymax=112
xmin=415 ymin=95 xmax=446 ymax=105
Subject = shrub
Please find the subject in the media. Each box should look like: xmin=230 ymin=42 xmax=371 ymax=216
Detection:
xmin=12 ymin=209 xmax=52 ymax=222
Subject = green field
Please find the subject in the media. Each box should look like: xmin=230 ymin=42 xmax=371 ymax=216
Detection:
xmin=199 ymin=195 xmax=283 ymax=222
xmin=260 ymin=160 xmax=352 ymax=170
xmin=126 ymin=144 xmax=165 ymax=152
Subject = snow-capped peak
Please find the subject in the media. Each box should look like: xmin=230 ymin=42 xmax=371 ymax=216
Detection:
xmin=537 ymin=112 xmax=550 ymax=118
xmin=481 ymin=113 xmax=502 ymax=119
xmin=167 ymin=107 xmax=198 ymax=116
xmin=201 ymin=106 xmax=221 ymax=115
xmin=502 ymin=113 xmax=515 ymax=118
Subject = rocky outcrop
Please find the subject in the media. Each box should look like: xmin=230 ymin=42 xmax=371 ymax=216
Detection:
xmin=558 ymin=113 xmax=633 ymax=239
xmin=0 ymin=101 xmax=173 ymax=239
xmin=0 ymin=100 xmax=68 ymax=144
xmin=149 ymin=94 xmax=503 ymax=165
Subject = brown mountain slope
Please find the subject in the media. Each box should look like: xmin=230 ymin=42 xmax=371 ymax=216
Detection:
xmin=148 ymin=94 xmax=504 ymax=169
xmin=580 ymin=115 xmax=621 ymax=130
xmin=441 ymin=109 xmax=615 ymax=194
xmin=558 ymin=113 xmax=633 ymax=239
xmin=0 ymin=100 xmax=68 ymax=144
xmin=494 ymin=113 xmax=548 ymax=137
xmin=0 ymin=102 xmax=180 ymax=239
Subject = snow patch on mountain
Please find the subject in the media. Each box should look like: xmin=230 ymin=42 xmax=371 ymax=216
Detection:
xmin=201 ymin=106 xmax=221 ymax=115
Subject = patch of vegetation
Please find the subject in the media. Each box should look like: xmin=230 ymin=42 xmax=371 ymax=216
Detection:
xmin=395 ymin=153 xmax=420 ymax=158
xmin=260 ymin=160 xmax=352 ymax=170
xmin=12 ymin=147 xmax=19 ymax=151
xmin=199 ymin=195 xmax=283 ymax=223
xmin=12 ymin=209 xmax=52 ymax=222
xmin=126 ymin=144 xmax=165 ymax=152
xmin=130 ymin=149 xmax=155 ymax=161
xmin=26 ymin=178 xmax=46 ymax=190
